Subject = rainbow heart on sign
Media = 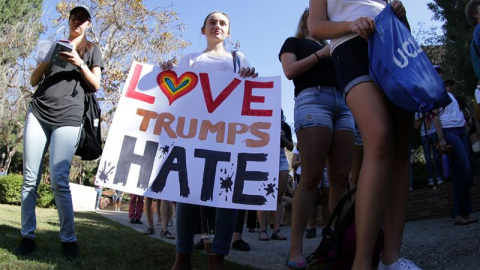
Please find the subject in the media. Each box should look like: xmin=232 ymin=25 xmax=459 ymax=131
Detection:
xmin=157 ymin=70 xmax=199 ymax=105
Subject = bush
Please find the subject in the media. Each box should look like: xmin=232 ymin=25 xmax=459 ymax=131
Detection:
xmin=0 ymin=174 xmax=55 ymax=208
xmin=0 ymin=174 xmax=22 ymax=205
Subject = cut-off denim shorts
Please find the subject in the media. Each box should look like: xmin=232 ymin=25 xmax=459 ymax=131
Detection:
xmin=331 ymin=36 xmax=373 ymax=95
xmin=279 ymin=148 xmax=289 ymax=172
xmin=294 ymin=86 xmax=355 ymax=133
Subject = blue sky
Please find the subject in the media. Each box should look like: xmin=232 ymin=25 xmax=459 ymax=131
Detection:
xmin=40 ymin=0 xmax=443 ymax=140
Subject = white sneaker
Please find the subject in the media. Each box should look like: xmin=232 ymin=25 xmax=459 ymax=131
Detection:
xmin=436 ymin=178 xmax=444 ymax=185
xmin=427 ymin=179 xmax=434 ymax=187
xmin=378 ymin=258 xmax=422 ymax=270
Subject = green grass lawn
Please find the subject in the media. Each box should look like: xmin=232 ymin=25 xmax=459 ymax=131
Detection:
xmin=0 ymin=204 xmax=258 ymax=270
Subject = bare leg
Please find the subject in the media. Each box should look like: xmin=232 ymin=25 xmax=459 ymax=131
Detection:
xmin=161 ymin=200 xmax=172 ymax=232
xmin=273 ymin=170 xmax=288 ymax=232
xmin=307 ymin=202 xmax=318 ymax=229
xmin=327 ymin=129 xmax=354 ymax=214
xmin=145 ymin=197 xmax=154 ymax=229
xmin=349 ymin=144 xmax=364 ymax=189
xmin=382 ymin=108 xmax=413 ymax=264
xmin=321 ymin=187 xmax=330 ymax=228
xmin=347 ymin=82 xmax=395 ymax=270
xmin=171 ymin=253 xmax=192 ymax=270
xmin=208 ymin=254 xmax=225 ymax=270
xmin=289 ymin=126 xmax=331 ymax=263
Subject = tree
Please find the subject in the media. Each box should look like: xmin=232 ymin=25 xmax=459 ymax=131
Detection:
xmin=54 ymin=0 xmax=190 ymax=128
xmin=0 ymin=0 xmax=190 ymax=179
xmin=428 ymin=0 xmax=477 ymax=96
xmin=0 ymin=0 xmax=43 ymax=65
xmin=0 ymin=15 xmax=43 ymax=173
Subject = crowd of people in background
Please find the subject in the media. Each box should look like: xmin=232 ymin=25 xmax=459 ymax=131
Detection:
xmin=8 ymin=1 xmax=480 ymax=269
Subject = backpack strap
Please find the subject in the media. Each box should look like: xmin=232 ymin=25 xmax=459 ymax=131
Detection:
xmin=327 ymin=187 xmax=356 ymax=229
xmin=232 ymin=50 xmax=241 ymax=73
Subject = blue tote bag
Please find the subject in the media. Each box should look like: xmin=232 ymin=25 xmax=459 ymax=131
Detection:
xmin=368 ymin=4 xmax=451 ymax=112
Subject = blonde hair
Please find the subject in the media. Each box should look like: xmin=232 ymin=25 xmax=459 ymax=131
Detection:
xmin=294 ymin=9 xmax=327 ymax=45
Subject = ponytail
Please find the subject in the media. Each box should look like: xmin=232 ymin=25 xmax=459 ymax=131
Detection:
xmin=76 ymin=35 xmax=94 ymax=58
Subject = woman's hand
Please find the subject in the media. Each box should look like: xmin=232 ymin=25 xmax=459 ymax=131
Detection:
xmin=392 ymin=0 xmax=407 ymax=19
xmin=316 ymin=44 xmax=331 ymax=59
xmin=238 ymin=67 xmax=258 ymax=78
xmin=59 ymin=49 xmax=84 ymax=68
xmin=349 ymin=17 xmax=375 ymax=40
xmin=160 ymin=60 xmax=174 ymax=71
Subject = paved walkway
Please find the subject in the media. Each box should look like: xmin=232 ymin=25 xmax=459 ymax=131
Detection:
xmin=97 ymin=209 xmax=480 ymax=270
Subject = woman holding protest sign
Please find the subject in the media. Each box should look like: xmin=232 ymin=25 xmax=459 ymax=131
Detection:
xmin=279 ymin=8 xmax=355 ymax=269
xmin=160 ymin=11 xmax=257 ymax=270
xmin=308 ymin=1 xmax=419 ymax=270
xmin=16 ymin=5 xmax=103 ymax=260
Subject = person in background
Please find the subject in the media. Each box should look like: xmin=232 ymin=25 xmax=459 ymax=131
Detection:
xmin=95 ymin=183 xmax=103 ymax=210
xmin=114 ymin=190 xmax=123 ymax=211
xmin=309 ymin=1 xmax=419 ymax=269
xmin=143 ymin=198 xmax=175 ymax=239
xmin=257 ymin=110 xmax=293 ymax=241
xmin=160 ymin=11 xmax=258 ymax=270
xmin=280 ymin=8 xmax=355 ymax=269
xmin=15 ymin=4 xmax=103 ymax=260
xmin=414 ymin=111 xmax=443 ymax=187
xmin=466 ymin=0 xmax=480 ymax=108
xmin=128 ymin=194 xmax=144 ymax=224
xmin=433 ymin=81 xmax=478 ymax=226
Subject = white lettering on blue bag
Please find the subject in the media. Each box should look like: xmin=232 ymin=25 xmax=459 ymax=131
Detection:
xmin=368 ymin=4 xmax=451 ymax=112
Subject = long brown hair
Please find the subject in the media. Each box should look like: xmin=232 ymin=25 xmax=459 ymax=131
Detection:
xmin=76 ymin=35 xmax=94 ymax=58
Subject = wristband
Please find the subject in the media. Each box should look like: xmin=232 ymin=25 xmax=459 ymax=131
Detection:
xmin=314 ymin=52 xmax=321 ymax=62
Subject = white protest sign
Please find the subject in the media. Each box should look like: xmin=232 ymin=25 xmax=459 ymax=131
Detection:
xmin=95 ymin=61 xmax=281 ymax=210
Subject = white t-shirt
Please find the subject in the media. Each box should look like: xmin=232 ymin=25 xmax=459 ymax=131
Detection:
xmin=475 ymin=88 xmax=480 ymax=105
xmin=177 ymin=51 xmax=251 ymax=71
xmin=439 ymin=92 xmax=466 ymax=129
xmin=326 ymin=0 xmax=386 ymax=53
xmin=415 ymin=112 xmax=436 ymax=137
xmin=293 ymin=147 xmax=301 ymax=175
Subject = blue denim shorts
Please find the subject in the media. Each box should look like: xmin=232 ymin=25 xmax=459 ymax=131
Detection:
xmin=294 ymin=86 xmax=355 ymax=133
xmin=279 ymin=149 xmax=289 ymax=171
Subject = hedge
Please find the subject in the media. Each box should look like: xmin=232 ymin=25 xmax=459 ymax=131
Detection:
xmin=0 ymin=174 xmax=56 ymax=208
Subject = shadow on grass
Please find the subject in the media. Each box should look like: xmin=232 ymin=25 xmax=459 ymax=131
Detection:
xmin=0 ymin=206 xmax=257 ymax=270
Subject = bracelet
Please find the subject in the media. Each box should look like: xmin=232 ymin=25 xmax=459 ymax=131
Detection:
xmin=314 ymin=52 xmax=321 ymax=62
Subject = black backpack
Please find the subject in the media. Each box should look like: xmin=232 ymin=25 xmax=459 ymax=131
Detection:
xmin=75 ymin=92 xmax=103 ymax=160
xmin=305 ymin=188 xmax=384 ymax=270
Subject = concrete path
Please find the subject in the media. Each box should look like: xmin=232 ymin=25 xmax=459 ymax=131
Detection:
xmin=97 ymin=209 xmax=480 ymax=270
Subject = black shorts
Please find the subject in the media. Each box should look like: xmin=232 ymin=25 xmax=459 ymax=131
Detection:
xmin=331 ymin=36 xmax=373 ymax=94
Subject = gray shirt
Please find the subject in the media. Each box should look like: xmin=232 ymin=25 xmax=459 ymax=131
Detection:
xmin=30 ymin=44 xmax=104 ymax=126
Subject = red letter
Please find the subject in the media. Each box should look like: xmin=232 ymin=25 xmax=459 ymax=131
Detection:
xmin=200 ymin=73 xmax=241 ymax=113
xmin=242 ymin=81 xmax=273 ymax=117
xmin=125 ymin=64 xmax=155 ymax=104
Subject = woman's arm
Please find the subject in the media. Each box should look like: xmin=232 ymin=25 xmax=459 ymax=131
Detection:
xmin=60 ymin=49 xmax=102 ymax=91
xmin=78 ymin=65 xmax=102 ymax=91
xmin=281 ymin=130 xmax=294 ymax=151
xmin=30 ymin=62 xmax=51 ymax=87
xmin=291 ymin=153 xmax=301 ymax=169
xmin=433 ymin=109 xmax=446 ymax=147
xmin=280 ymin=44 xmax=330 ymax=80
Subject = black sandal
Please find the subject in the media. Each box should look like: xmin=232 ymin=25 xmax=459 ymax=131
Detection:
xmin=143 ymin=227 xmax=155 ymax=235
xmin=258 ymin=230 xmax=270 ymax=241
xmin=160 ymin=230 xmax=175 ymax=239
